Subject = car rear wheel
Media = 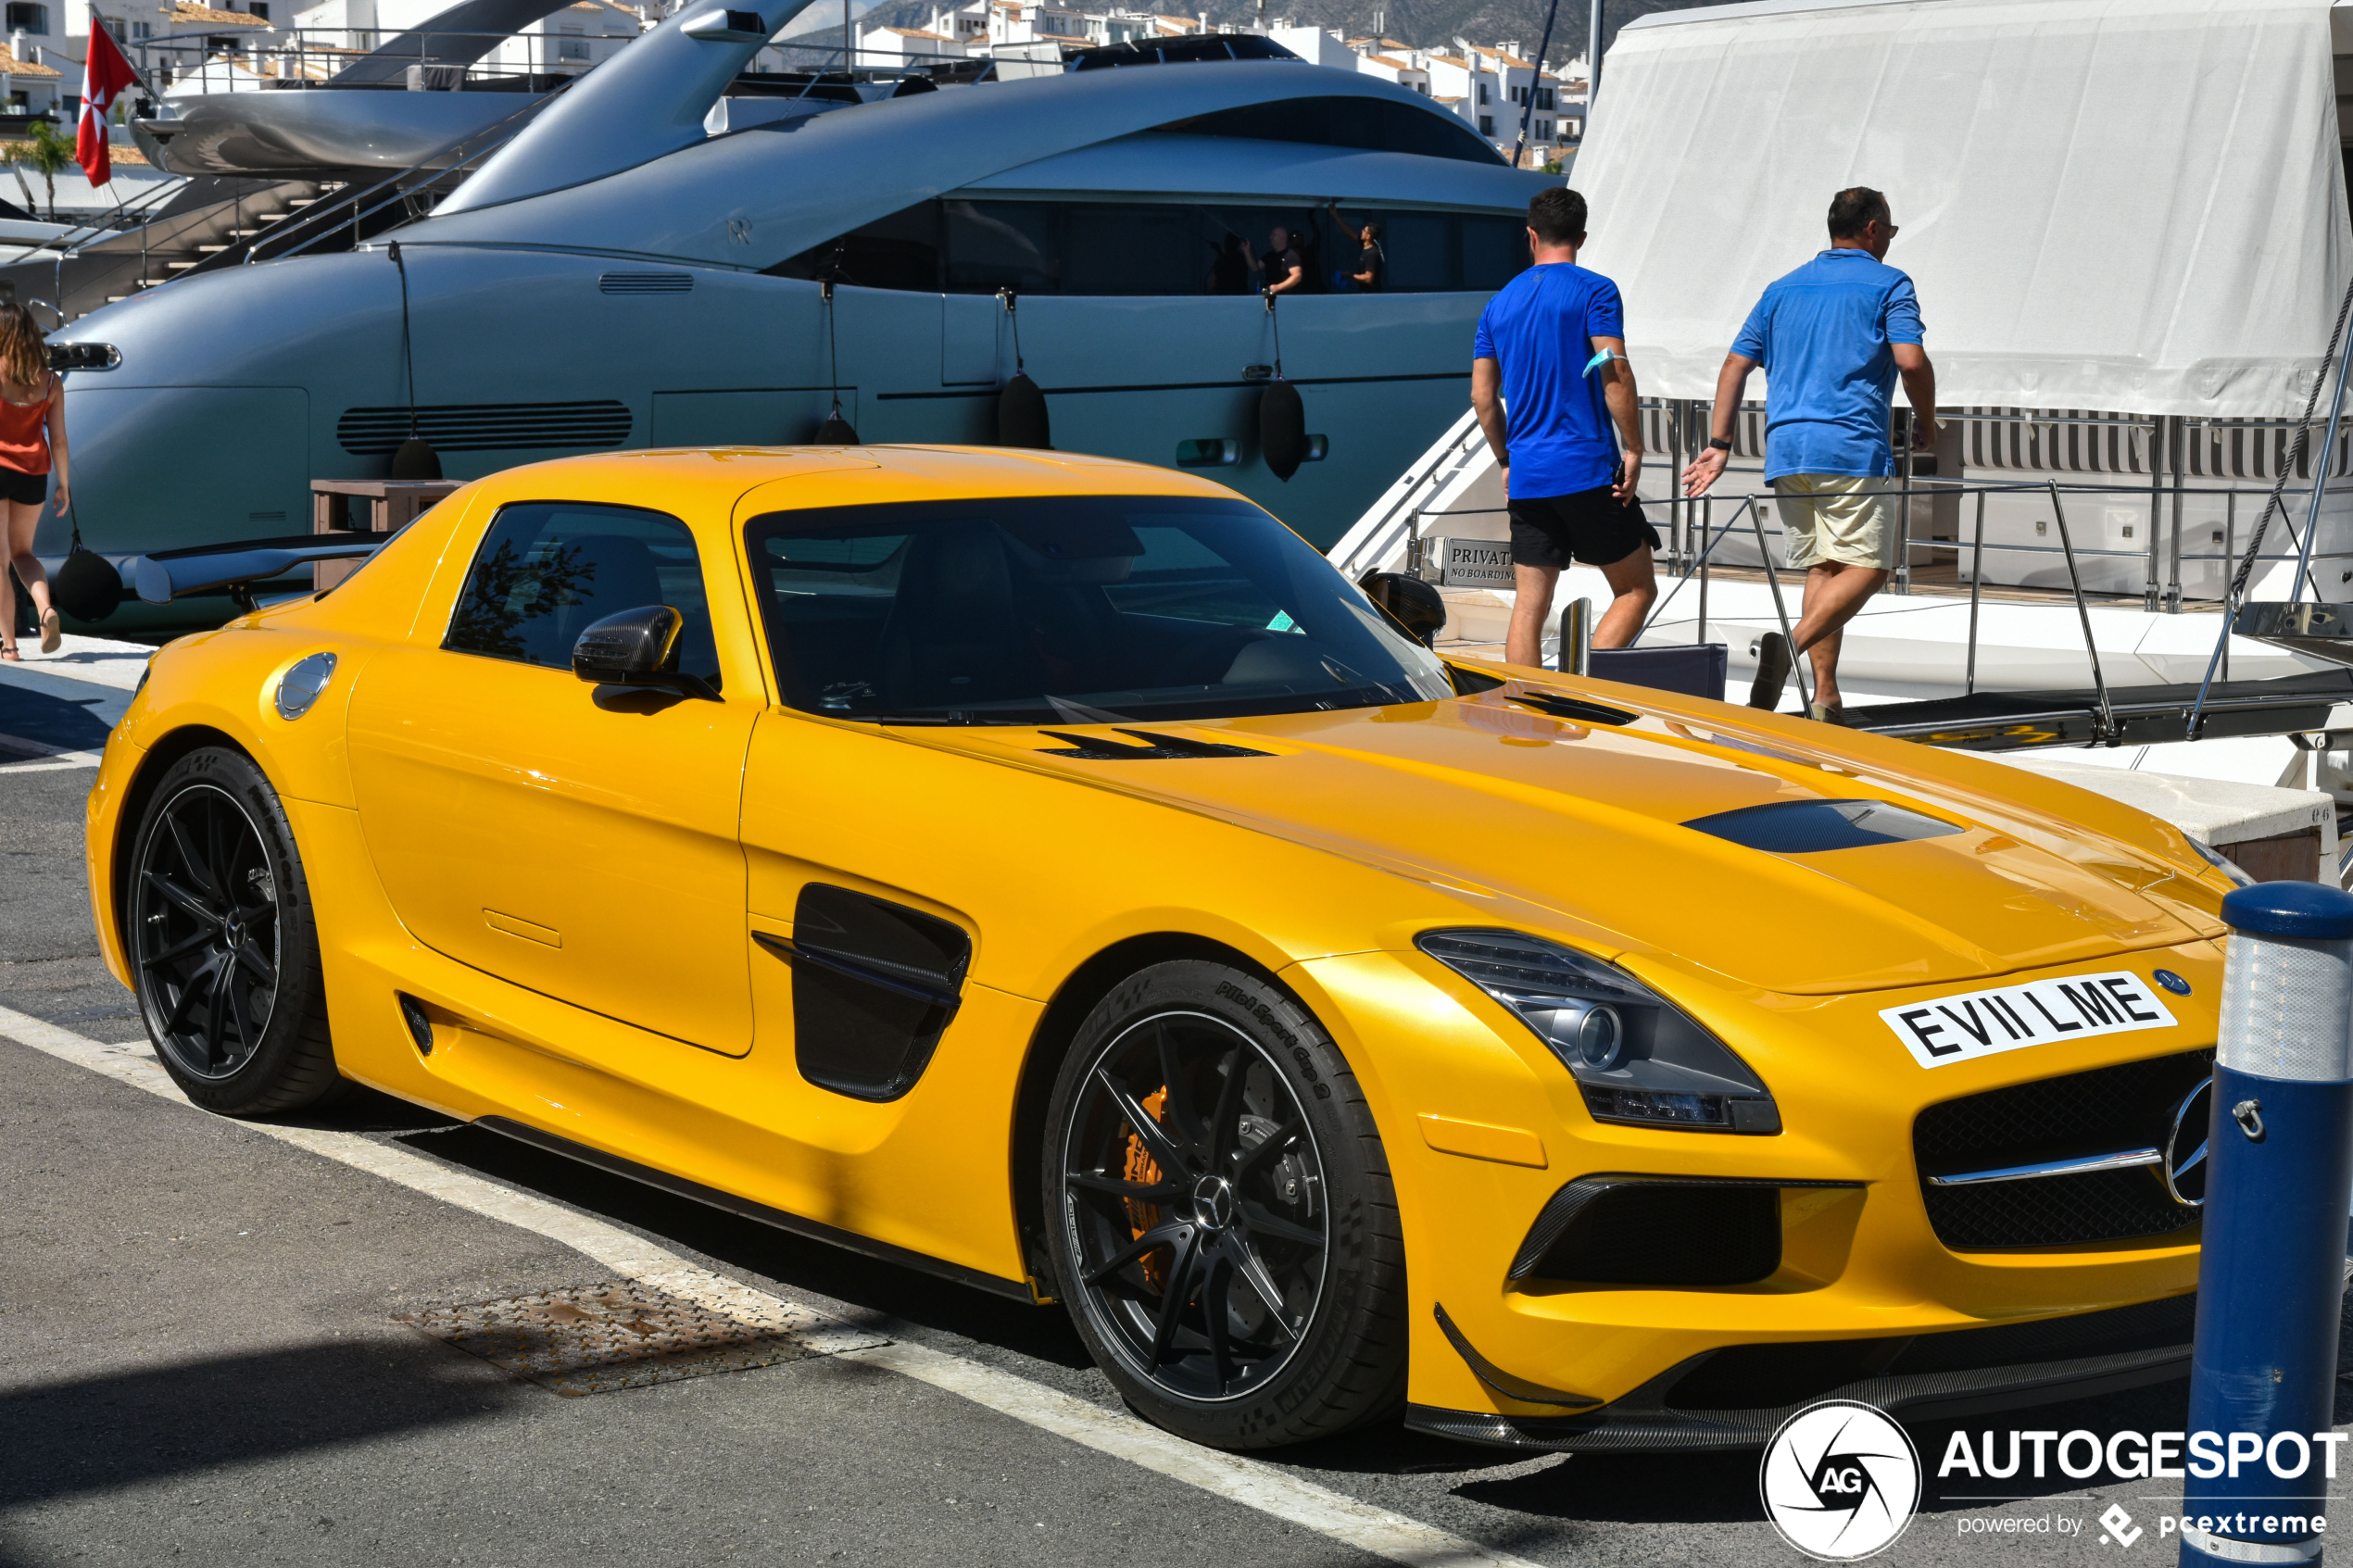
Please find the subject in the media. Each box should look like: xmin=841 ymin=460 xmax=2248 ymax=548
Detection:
xmin=1042 ymin=960 xmax=1407 ymax=1449
xmin=127 ymin=746 xmax=341 ymax=1115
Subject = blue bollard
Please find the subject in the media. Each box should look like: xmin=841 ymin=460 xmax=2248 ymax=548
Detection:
xmin=2183 ymin=882 xmax=2353 ymax=1566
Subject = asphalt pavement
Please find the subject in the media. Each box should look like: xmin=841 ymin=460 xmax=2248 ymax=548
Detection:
xmin=0 ymin=651 xmax=2338 ymax=1568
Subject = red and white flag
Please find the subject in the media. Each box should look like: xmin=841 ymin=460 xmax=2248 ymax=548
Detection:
xmin=75 ymin=22 xmax=140 ymax=187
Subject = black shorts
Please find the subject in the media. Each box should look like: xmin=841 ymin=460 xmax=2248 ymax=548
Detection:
xmin=1508 ymin=485 xmax=1659 ymax=571
xmin=0 ymin=466 xmax=47 ymax=506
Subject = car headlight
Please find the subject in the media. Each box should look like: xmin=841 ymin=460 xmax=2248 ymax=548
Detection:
xmin=1417 ymin=929 xmax=1781 ymax=1135
xmin=2188 ymin=836 xmax=2256 ymax=887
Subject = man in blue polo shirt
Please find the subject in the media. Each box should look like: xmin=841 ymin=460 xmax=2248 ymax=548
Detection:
xmin=1682 ymin=186 xmax=1937 ymax=721
xmin=1472 ymin=185 xmax=1655 ymax=670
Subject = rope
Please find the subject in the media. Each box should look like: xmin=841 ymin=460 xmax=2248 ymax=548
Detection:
xmin=999 ymin=287 xmax=1025 ymax=374
xmin=1265 ymin=290 xmax=1283 ymax=378
xmin=388 ymin=240 xmax=419 ymax=441
xmin=822 ymin=278 xmax=844 ymax=419
xmin=2225 ymin=265 xmax=2353 ymax=606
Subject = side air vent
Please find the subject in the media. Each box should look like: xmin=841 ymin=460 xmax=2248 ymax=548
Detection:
xmin=599 ymin=272 xmax=694 ymax=295
xmin=762 ymin=884 xmax=973 ymax=1103
xmin=337 ymin=400 xmax=634 ymax=456
xmin=1511 ymin=1176 xmax=1793 ymax=1286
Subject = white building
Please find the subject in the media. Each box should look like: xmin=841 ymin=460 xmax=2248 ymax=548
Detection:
xmin=1265 ymin=20 xmax=1352 ymax=67
xmin=0 ymin=38 xmax=61 ymax=116
xmin=856 ymin=21 xmax=961 ymax=60
xmin=1419 ymin=50 xmax=1499 ymax=141
xmin=1465 ymin=41 xmax=1563 ymax=147
xmin=288 ymin=0 xmax=644 ymax=82
xmin=1348 ymin=48 xmax=1425 ymax=95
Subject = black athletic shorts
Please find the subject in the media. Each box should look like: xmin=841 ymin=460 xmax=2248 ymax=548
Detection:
xmin=1507 ymin=484 xmax=1659 ymax=571
xmin=0 ymin=466 xmax=45 ymax=507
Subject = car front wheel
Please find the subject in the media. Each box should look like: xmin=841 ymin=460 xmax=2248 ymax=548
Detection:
xmin=127 ymin=746 xmax=341 ymax=1115
xmin=1042 ymin=960 xmax=1407 ymax=1449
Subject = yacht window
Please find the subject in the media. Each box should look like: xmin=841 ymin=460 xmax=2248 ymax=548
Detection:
xmin=446 ymin=501 xmax=722 ymax=685
xmin=744 ymin=495 xmax=1452 ymax=725
xmin=1151 ymin=95 xmax=1502 ymax=165
xmin=770 ymin=198 xmax=1529 ymax=295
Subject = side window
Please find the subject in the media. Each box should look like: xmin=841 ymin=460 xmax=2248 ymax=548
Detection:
xmin=445 ymin=501 xmax=722 ymax=683
xmin=772 ymin=197 xmax=1526 ymax=295
xmin=942 ymin=200 xmax=1063 ymax=295
xmin=1461 ymin=215 xmax=1529 ymax=291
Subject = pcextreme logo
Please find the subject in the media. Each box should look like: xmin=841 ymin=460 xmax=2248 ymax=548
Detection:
xmin=1760 ymin=1400 xmax=1923 ymax=1562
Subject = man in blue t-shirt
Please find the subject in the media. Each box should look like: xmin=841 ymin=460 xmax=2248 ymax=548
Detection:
xmin=1682 ymin=186 xmax=1937 ymax=721
xmin=1472 ymin=185 xmax=1655 ymax=670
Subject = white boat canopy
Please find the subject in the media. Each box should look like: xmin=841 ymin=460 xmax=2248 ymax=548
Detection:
xmin=1573 ymin=0 xmax=2353 ymax=419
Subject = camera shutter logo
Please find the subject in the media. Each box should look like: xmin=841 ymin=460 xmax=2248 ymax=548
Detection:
xmin=1758 ymin=1400 xmax=1921 ymax=1561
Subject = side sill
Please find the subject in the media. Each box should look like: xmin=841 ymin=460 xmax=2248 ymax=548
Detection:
xmin=472 ymin=1114 xmax=1042 ymax=1304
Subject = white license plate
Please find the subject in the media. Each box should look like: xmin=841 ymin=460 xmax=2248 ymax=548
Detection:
xmin=1880 ymin=970 xmax=2178 ymax=1069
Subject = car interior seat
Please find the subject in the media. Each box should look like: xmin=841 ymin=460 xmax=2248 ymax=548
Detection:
xmin=878 ymin=523 xmax=1039 ymax=709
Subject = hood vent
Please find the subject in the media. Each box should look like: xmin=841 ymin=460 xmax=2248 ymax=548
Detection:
xmin=338 ymin=399 xmax=634 ymax=456
xmin=600 ymin=272 xmax=694 ymax=295
xmin=1038 ymin=729 xmax=1271 ymax=759
xmin=1506 ymin=690 xmax=1636 ymax=726
xmin=1685 ymin=798 xmax=1962 ymax=854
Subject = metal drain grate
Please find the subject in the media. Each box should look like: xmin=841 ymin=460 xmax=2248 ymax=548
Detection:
xmin=395 ymin=1280 xmax=884 ymax=1397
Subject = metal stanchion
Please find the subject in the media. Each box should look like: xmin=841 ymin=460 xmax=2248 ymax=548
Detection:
xmin=1558 ymin=597 xmax=1592 ymax=675
xmin=2181 ymin=882 xmax=2353 ymax=1567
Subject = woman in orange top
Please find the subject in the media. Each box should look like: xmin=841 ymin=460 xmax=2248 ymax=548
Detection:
xmin=0 ymin=302 xmax=67 ymax=659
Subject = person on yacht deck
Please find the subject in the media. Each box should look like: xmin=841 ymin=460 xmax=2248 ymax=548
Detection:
xmin=1254 ymin=225 xmax=1305 ymax=296
xmin=1471 ymin=186 xmax=1655 ymax=670
xmin=1680 ymin=185 xmax=1938 ymax=724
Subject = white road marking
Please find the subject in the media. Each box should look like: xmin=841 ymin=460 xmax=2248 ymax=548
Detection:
xmin=0 ymin=749 xmax=102 ymax=772
xmin=0 ymin=1004 xmax=1547 ymax=1568
xmin=0 ymin=731 xmax=104 ymax=769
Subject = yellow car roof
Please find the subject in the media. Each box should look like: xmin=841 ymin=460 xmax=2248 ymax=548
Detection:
xmin=467 ymin=445 xmax=1249 ymax=516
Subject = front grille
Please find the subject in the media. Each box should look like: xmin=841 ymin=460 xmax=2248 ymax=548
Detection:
xmin=337 ymin=399 xmax=635 ymax=456
xmin=1914 ymin=1047 xmax=2212 ymax=1249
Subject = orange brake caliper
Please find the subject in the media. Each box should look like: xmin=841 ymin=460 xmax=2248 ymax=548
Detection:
xmin=1124 ymin=1087 xmax=1169 ymax=1290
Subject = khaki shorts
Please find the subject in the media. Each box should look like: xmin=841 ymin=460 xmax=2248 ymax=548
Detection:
xmin=1774 ymin=474 xmax=1895 ymax=571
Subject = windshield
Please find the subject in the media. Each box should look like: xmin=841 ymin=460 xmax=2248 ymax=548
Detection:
xmin=744 ymin=495 xmax=1452 ymax=724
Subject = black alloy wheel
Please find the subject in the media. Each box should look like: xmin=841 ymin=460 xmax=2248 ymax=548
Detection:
xmin=128 ymin=747 xmax=341 ymax=1114
xmin=1044 ymin=960 xmax=1406 ymax=1449
xmin=136 ymin=782 xmax=279 ymax=1078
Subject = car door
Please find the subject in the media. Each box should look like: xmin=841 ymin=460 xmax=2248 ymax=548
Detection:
xmin=346 ymin=495 xmax=763 ymax=1055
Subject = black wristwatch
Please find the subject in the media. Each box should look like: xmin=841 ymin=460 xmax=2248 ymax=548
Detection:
xmin=1706 ymin=437 xmax=1733 ymax=452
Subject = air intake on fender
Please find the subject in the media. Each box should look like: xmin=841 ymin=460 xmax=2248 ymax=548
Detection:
xmin=338 ymin=400 xmax=635 ymax=456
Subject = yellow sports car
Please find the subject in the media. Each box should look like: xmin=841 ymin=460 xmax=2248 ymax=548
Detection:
xmin=89 ymin=447 xmax=2238 ymax=1451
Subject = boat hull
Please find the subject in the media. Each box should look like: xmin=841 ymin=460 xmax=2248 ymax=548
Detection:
xmin=51 ymin=245 xmax=1478 ymax=575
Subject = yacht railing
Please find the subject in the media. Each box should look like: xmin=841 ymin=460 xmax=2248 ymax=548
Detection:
xmin=232 ymin=83 xmax=569 ymax=268
xmin=122 ymin=25 xmax=982 ymax=92
xmin=127 ymin=27 xmax=638 ymax=90
xmin=1357 ymin=401 xmax=2352 ymax=744
xmin=1634 ymin=399 xmax=2353 ymax=615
